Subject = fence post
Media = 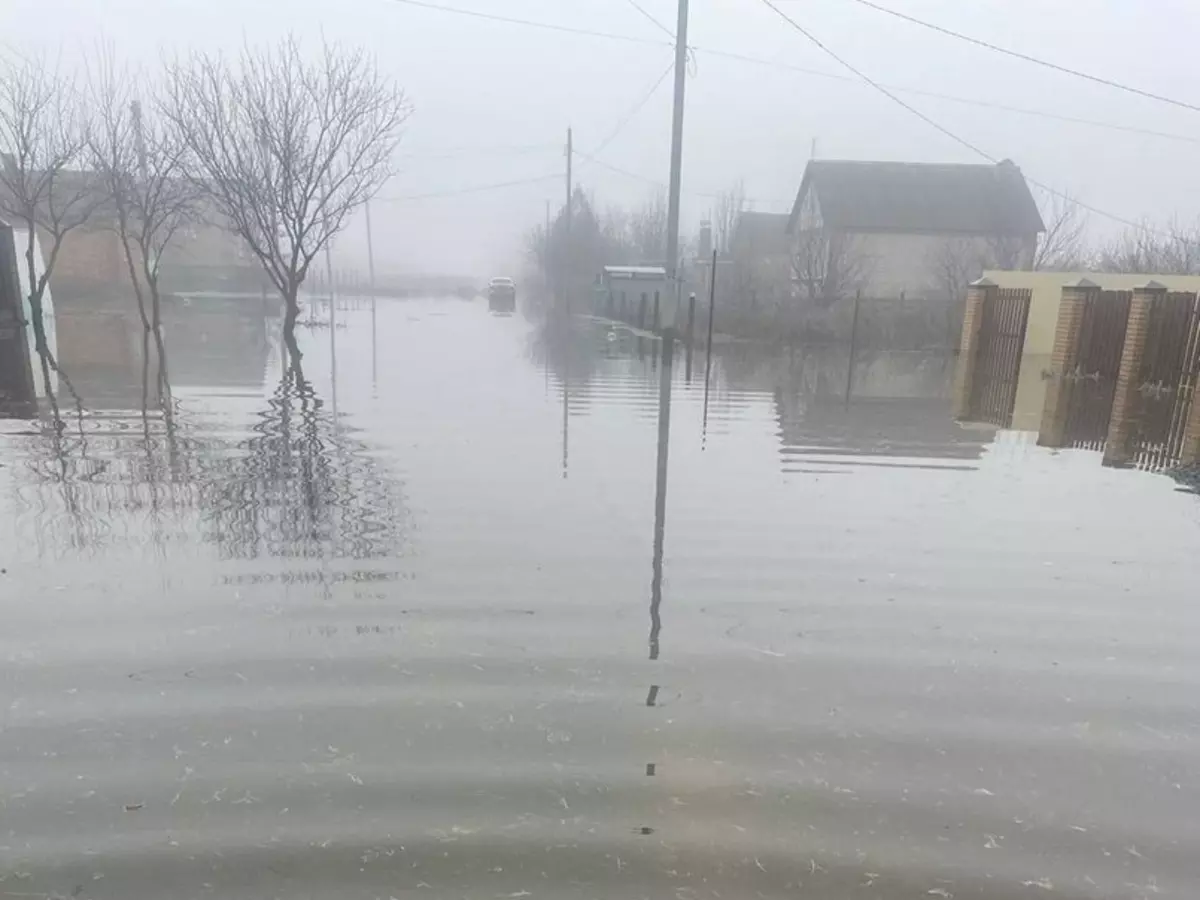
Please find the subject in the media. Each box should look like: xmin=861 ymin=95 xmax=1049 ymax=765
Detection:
xmin=1038 ymin=278 xmax=1098 ymax=448
xmin=1103 ymin=281 xmax=1164 ymax=467
xmin=952 ymin=277 xmax=997 ymax=420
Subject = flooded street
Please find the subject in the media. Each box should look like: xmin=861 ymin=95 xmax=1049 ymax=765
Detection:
xmin=3 ymin=297 xmax=1200 ymax=899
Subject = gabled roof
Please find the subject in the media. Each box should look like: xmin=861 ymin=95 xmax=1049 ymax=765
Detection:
xmin=787 ymin=159 xmax=1045 ymax=237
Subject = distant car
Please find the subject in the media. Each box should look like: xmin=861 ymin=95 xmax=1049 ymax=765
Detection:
xmin=488 ymin=277 xmax=516 ymax=312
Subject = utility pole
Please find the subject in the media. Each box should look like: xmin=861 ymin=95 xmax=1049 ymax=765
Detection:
xmin=130 ymin=100 xmax=149 ymax=182
xmin=366 ymin=200 xmax=377 ymax=388
xmin=648 ymin=0 xmax=690 ymax=664
xmin=664 ymin=0 xmax=690 ymax=326
xmin=564 ymin=127 xmax=573 ymax=313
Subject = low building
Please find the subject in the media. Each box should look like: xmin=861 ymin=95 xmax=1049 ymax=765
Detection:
xmin=786 ymin=159 xmax=1045 ymax=301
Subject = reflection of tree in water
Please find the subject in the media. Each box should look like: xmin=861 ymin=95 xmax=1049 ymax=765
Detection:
xmin=9 ymin=346 xmax=407 ymax=564
xmin=11 ymin=376 xmax=211 ymax=559
xmin=201 ymin=361 xmax=406 ymax=561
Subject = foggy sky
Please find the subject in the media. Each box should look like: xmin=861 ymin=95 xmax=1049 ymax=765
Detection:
xmin=4 ymin=0 xmax=1199 ymax=276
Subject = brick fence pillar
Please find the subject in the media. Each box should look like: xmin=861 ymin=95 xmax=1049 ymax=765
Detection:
xmin=952 ymin=277 xmax=997 ymax=420
xmin=1181 ymin=331 xmax=1200 ymax=466
xmin=1103 ymin=281 xmax=1164 ymax=467
xmin=1038 ymin=278 xmax=1098 ymax=447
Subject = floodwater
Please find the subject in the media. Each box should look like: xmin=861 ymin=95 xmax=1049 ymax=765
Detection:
xmin=2 ymin=297 xmax=1200 ymax=899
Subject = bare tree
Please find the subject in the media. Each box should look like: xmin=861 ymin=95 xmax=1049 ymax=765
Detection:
xmin=627 ymin=190 xmax=667 ymax=263
xmin=1032 ymin=192 xmax=1089 ymax=271
xmin=89 ymin=53 xmax=198 ymax=396
xmin=713 ymin=180 xmax=746 ymax=256
xmin=161 ymin=37 xmax=411 ymax=358
xmin=1097 ymin=218 xmax=1200 ymax=275
xmin=928 ymin=237 xmax=991 ymax=303
xmin=791 ymin=227 xmax=870 ymax=308
xmin=0 ymin=54 xmax=100 ymax=387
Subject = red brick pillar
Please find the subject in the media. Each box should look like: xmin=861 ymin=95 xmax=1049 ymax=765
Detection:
xmin=1038 ymin=278 xmax=1098 ymax=447
xmin=1103 ymin=281 xmax=1163 ymax=467
xmin=952 ymin=277 xmax=996 ymax=420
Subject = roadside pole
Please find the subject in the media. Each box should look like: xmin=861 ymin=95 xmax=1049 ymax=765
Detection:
xmin=564 ymin=127 xmax=573 ymax=316
xmin=650 ymin=0 xmax=691 ymax=660
xmin=366 ymin=200 xmax=377 ymax=389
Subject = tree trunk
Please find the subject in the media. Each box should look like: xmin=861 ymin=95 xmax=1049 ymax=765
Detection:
xmin=282 ymin=283 xmax=303 ymax=366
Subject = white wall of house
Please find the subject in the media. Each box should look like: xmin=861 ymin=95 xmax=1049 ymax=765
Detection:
xmin=839 ymin=231 xmax=1036 ymax=298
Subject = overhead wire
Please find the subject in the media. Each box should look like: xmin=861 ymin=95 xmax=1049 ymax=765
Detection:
xmin=755 ymin=0 xmax=1165 ymax=235
xmin=841 ymin=0 xmax=1200 ymax=115
xmin=379 ymin=0 xmax=1200 ymax=147
xmin=379 ymin=171 xmax=562 ymax=201
xmin=622 ymin=0 xmax=675 ymax=39
xmin=384 ymin=0 xmax=670 ymax=47
xmin=585 ymin=58 xmax=676 ymax=159
xmin=693 ymin=47 xmax=1200 ymax=146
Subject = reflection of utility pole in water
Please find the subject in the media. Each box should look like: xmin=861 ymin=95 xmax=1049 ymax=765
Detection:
xmin=561 ymin=367 xmax=569 ymax=480
xmin=702 ymin=249 xmax=717 ymax=448
xmin=649 ymin=335 xmax=674 ymax=661
xmin=563 ymin=127 xmax=572 ymax=316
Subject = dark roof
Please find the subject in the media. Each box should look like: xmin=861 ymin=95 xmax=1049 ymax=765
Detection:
xmin=787 ymin=159 xmax=1044 ymax=236
xmin=731 ymin=211 xmax=791 ymax=255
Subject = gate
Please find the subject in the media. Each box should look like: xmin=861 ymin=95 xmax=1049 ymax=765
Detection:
xmin=1130 ymin=292 xmax=1200 ymax=470
xmin=1062 ymin=290 xmax=1131 ymax=450
xmin=967 ymin=288 xmax=1031 ymax=427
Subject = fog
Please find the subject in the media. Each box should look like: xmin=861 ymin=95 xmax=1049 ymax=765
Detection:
xmin=5 ymin=0 xmax=1199 ymax=276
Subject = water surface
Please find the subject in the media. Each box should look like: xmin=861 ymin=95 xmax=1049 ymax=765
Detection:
xmin=2 ymin=298 xmax=1199 ymax=899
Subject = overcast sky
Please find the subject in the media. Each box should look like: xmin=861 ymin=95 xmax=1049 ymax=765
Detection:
xmin=4 ymin=0 xmax=1200 ymax=276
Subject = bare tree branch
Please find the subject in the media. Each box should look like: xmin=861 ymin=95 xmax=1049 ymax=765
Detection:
xmin=791 ymin=227 xmax=870 ymax=308
xmin=0 ymin=53 xmax=101 ymax=389
xmin=712 ymin=180 xmax=745 ymax=257
xmin=88 ymin=49 xmax=200 ymax=402
xmin=627 ymin=190 xmax=667 ymax=263
xmin=159 ymin=37 xmax=411 ymax=353
xmin=1097 ymin=217 xmax=1200 ymax=275
xmin=1032 ymin=191 xmax=1089 ymax=271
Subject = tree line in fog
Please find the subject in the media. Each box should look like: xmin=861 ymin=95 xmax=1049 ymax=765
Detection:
xmin=0 ymin=39 xmax=410 ymax=402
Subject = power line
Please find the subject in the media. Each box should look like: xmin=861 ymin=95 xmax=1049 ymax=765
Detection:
xmin=756 ymin=0 xmax=992 ymax=160
xmin=384 ymin=0 xmax=669 ymax=47
xmin=379 ymin=171 xmax=562 ymax=201
xmin=587 ymin=58 xmax=676 ymax=158
xmin=377 ymin=1 xmax=1200 ymax=147
xmin=623 ymin=0 xmax=675 ymax=39
xmin=575 ymin=148 xmax=785 ymax=208
xmin=397 ymin=143 xmax=559 ymax=160
xmin=694 ymin=47 xmax=1200 ymax=146
xmin=756 ymin=0 xmax=1162 ymax=235
xmin=841 ymin=0 xmax=1200 ymax=115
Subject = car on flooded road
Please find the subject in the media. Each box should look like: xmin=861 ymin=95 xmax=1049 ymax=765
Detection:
xmin=487 ymin=276 xmax=516 ymax=312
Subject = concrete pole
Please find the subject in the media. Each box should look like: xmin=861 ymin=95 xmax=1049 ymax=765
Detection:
xmin=564 ymin=127 xmax=572 ymax=314
xmin=366 ymin=200 xmax=377 ymax=387
xmin=663 ymin=0 xmax=690 ymax=326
